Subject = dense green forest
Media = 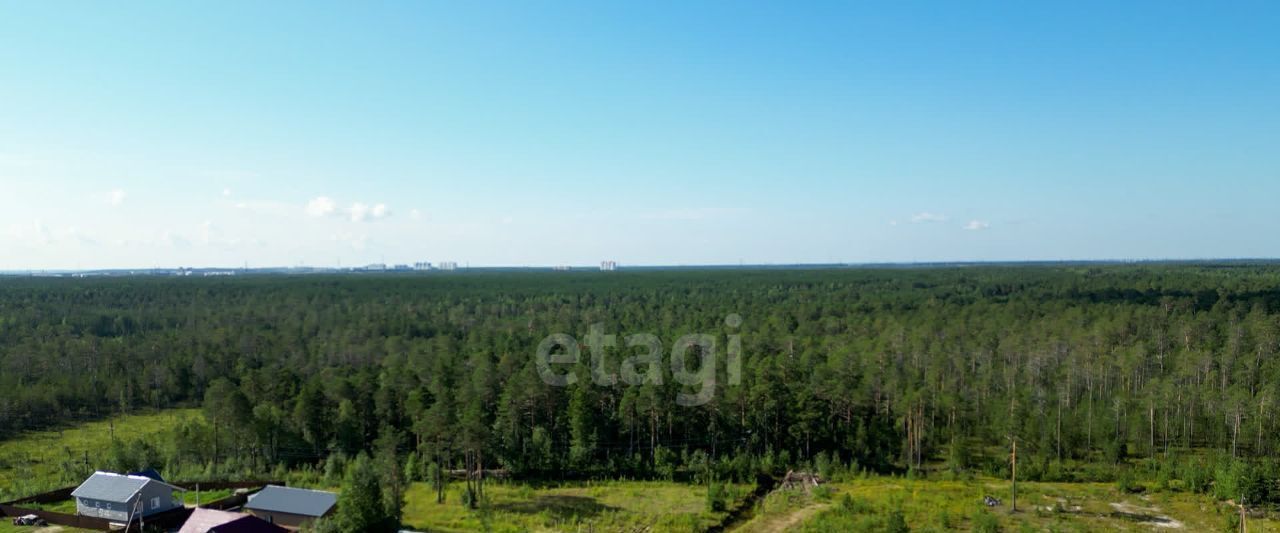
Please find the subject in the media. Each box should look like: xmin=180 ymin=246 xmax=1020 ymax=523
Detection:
xmin=4 ymin=265 xmax=1280 ymax=495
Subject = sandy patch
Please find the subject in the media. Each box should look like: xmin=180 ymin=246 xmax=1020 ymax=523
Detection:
xmin=1109 ymin=501 xmax=1184 ymax=529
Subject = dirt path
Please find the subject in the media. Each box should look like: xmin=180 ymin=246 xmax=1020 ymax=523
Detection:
xmin=705 ymin=474 xmax=780 ymax=533
xmin=730 ymin=503 xmax=830 ymax=533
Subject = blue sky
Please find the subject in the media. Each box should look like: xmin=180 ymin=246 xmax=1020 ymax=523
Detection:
xmin=2 ymin=1 xmax=1278 ymax=269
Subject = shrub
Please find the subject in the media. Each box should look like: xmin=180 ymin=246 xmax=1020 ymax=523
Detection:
xmin=324 ymin=452 xmax=347 ymax=485
xmin=1116 ymin=468 xmax=1142 ymax=493
xmin=1019 ymin=456 xmax=1045 ymax=482
xmin=1223 ymin=507 xmax=1241 ymax=532
xmin=402 ymin=451 xmax=420 ymax=483
xmin=1156 ymin=458 xmax=1174 ymax=492
xmin=971 ymin=509 xmax=1001 ymax=533
xmin=811 ymin=484 xmax=834 ymax=501
xmin=1105 ymin=439 xmax=1128 ymax=465
xmin=948 ymin=436 xmax=972 ymax=473
xmin=1182 ymin=458 xmax=1213 ymax=494
xmin=936 ymin=509 xmax=954 ymax=529
xmin=688 ymin=449 xmax=711 ymax=484
xmin=883 ymin=507 xmax=910 ymax=533
xmin=1213 ymin=459 xmax=1265 ymax=504
xmin=1041 ymin=459 xmax=1069 ymax=483
xmin=706 ymin=480 xmax=727 ymax=513
xmin=653 ymin=446 xmax=677 ymax=481
xmin=814 ymin=451 xmax=833 ymax=480
xmin=839 ymin=493 xmax=871 ymax=514
xmin=335 ymin=454 xmax=397 ymax=533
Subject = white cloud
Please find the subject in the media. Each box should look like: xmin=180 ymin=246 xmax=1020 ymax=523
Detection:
xmin=306 ymin=197 xmax=391 ymax=222
xmin=348 ymin=202 xmax=371 ymax=222
xmin=345 ymin=201 xmax=391 ymax=222
xmin=222 ymin=188 xmax=232 ymax=197
xmin=910 ymin=212 xmax=947 ymax=223
xmin=963 ymin=220 xmax=990 ymax=231
xmin=409 ymin=209 xmax=422 ymax=221
xmin=305 ymin=196 xmax=337 ymax=217
xmin=107 ymin=189 xmax=127 ymax=207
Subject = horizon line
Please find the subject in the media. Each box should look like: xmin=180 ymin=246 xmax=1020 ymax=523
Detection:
xmin=4 ymin=257 xmax=1280 ymax=275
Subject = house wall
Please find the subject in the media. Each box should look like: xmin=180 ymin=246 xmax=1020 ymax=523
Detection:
xmin=75 ymin=497 xmax=130 ymax=522
xmin=136 ymin=482 xmax=182 ymax=516
xmin=245 ymin=509 xmax=319 ymax=530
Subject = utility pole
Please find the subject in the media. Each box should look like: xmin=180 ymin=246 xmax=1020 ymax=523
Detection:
xmin=1240 ymin=496 xmax=1247 ymax=533
xmin=124 ymin=498 xmax=142 ymax=532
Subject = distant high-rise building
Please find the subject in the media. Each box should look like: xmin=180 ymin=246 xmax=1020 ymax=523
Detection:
xmin=600 ymin=260 xmax=618 ymax=271
xmin=438 ymin=261 xmax=459 ymax=271
xmin=413 ymin=261 xmax=432 ymax=270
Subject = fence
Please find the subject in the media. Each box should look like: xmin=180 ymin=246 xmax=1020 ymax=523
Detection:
xmin=1 ymin=479 xmax=283 ymax=531
xmin=1 ymin=486 xmax=77 ymax=506
xmin=1 ymin=503 xmax=115 ymax=530
xmin=180 ymin=481 xmax=281 ymax=512
xmin=175 ymin=479 xmax=285 ymax=491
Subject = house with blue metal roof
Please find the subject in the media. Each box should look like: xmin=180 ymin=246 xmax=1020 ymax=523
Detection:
xmin=70 ymin=471 xmax=184 ymax=523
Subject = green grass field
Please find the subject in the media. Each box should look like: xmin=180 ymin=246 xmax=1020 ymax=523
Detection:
xmin=0 ymin=525 xmax=96 ymax=533
xmin=401 ymin=480 xmax=750 ymax=533
xmin=11 ymin=412 xmax=1280 ymax=532
xmin=0 ymin=409 xmax=202 ymax=501
xmin=733 ymin=475 xmax=1280 ymax=532
xmin=183 ymin=488 xmax=235 ymax=506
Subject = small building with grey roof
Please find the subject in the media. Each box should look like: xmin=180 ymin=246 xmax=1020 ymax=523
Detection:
xmin=242 ymin=485 xmax=336 ymax=530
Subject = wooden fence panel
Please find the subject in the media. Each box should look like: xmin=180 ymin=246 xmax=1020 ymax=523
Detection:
xmin=172 ymin=479 xmax=285 ymax=491
xmin=0 ymin=504 xmax=114 ymax=530
xmin=1 ymin=486 xmax=75 ymax=505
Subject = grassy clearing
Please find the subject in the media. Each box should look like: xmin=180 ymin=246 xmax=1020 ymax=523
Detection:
xmin=0 ymin=525 xmax=97 ymax=533
xmin=730 ymin=484 xmax=836 ymax=533
xmin=23 ymin=499 xmax=79 ymax=514
xmin=183 ymin=488 xmax=235 ymax=506
xmin=742 ymin=475 xmax=1280 ymax=532
xmin=0 ymin=409 xmax=201 ymax=501
xmin=731 ymin=491 xmax=830 ymax=533
xmin=402 ymin=479 xmax=750 ymax=533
